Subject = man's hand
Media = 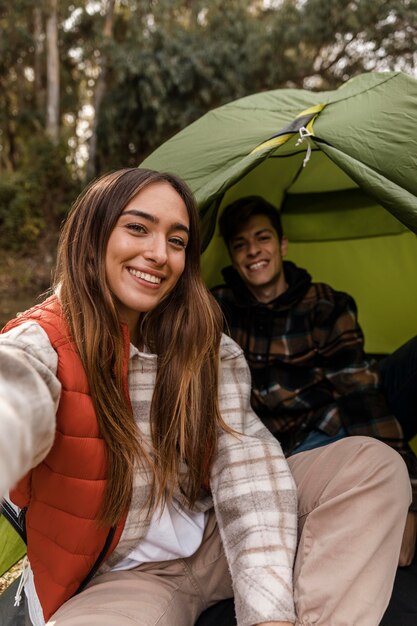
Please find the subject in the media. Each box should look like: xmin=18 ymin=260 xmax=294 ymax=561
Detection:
xmin=399 ymin=510 xmax=417 ymax=567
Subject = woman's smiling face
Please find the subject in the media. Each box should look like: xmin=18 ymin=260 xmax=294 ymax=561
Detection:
xmin=105 ymin=181 xmax=190 ymax=335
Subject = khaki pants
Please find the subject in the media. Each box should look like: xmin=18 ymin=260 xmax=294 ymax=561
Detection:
xmin=48 ymin=437 xmax=410 ymax=626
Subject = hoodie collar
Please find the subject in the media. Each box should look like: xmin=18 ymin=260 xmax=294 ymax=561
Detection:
xmin=221 ymin=260 xmax=312 ymax=309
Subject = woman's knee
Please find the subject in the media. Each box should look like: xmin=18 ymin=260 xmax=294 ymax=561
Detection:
xmin=336 ymin=436 xmax=411 ymax=506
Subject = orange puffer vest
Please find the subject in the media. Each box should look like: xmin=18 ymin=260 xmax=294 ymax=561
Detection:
xmin=2 ymin=296 xmax=129 ymax=621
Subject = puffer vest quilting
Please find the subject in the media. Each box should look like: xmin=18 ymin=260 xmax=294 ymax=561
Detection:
xmin=2 ymin=296 xmax=128 ymax=621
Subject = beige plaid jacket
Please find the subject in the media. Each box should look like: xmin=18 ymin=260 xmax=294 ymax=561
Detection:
xmin=0 ymin=323 xmax=297 ymax=626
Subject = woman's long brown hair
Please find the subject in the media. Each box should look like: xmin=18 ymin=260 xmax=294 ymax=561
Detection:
xmin=53 ymin=168 xmax=225 ymax=526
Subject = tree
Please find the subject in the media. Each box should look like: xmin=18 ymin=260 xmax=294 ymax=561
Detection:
xmin=46 ymin=0 xmax=60 ymax=144
xmin=0 ymin=0 xmax=416 ymax=259
xmin=86 ymin=0 xmax=116 ymax=180
xmin=33 ymin=6 xmax=44 ymax=113
xmin=0 ymin=0 xmax=78 ymax=258
xmin=91 ymin=0 xmax=417 ymax=172
xmin=0 ymin=0 xmax=39 ymax=172
xmin=262 ymin=0 xmax=417 ymax=88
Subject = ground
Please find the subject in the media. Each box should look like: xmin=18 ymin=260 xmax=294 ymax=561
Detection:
xmin=0 ymin=246 xmax=55 ymax=299
xmin=0 ymin=559 xmax=23 ymax=594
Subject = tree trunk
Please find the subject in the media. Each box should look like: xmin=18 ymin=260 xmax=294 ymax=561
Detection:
xmin=86 ymin=0 xmax=116 ymax=180
xmin=46 ymin=0 xmax=59 ymax=144
xmin=4 ymin=92 xmax=17 ymax=172
xmin=34 ymin=7 xmax=44 ymax=114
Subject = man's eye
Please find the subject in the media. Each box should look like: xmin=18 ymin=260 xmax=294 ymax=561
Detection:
xmin=232 ymin=242 xmax=244 ymax=251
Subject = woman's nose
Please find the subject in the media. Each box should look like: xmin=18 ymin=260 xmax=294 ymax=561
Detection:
xmin=144 ymin=235 xmax=168 ymax=265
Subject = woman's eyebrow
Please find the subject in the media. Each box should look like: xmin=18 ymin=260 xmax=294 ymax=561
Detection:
xmin=122 ymin=209 xmax=189 ymax=235
xmin=122 ymin=209 xmax=158 ymax=223
xmin=171 ymin=222 xmax=190 ymax=236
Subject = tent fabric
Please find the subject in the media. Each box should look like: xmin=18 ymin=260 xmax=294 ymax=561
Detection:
xmin=141 ymin=71 xmax=417 ymax=354
xmin=142 ymin=72 xmax=417 ymax=231
xmin=0 ymin=515 xmax=25 ymax=578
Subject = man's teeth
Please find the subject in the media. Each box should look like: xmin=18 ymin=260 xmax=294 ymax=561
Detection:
xmin=129 ymin=268 xmax=161 ymax=284
xmin=248 ymin=261 xmax=266 ymax=270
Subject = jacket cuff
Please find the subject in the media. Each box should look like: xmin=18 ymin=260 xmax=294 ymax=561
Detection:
xmin=232 ymin=565 xmax=295 ymax=626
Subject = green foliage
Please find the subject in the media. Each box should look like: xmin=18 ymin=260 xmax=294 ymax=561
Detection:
xmin=0 ymin=0 xmax=416 ymax=260
xmin=0 ymin=178 xmax=42 ymax=251
xmin=95 ymin=0 xmax=272 ymax=170
xmin=0 ymin=134 xmax=79 ymax=252
xmin=1 ymin=0 xmax=416 ymax=177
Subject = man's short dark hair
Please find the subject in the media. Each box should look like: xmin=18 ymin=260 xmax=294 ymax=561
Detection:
xmin=218 ymin=196 xmax=284 ymax=246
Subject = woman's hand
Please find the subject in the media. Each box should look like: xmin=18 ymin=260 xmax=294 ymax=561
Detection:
xmin=255 ymin=622 xmax=294 ymax=626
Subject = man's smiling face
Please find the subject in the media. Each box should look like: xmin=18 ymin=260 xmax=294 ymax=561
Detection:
xmin=229 ymin=214 xmax=288 ymax=303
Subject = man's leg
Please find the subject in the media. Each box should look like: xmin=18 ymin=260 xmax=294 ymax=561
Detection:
xmin=288 ymin=436 xmax=411 ymax=626
xmin=291 ymin=427 xmax=347 ymax=454
xmin=378 ymin=335 xmax=417 ymax=566
xmin=196 ymin=599 xmax=236 ymax=626
xmin=379 ymin=335 xmax=417 ymax=441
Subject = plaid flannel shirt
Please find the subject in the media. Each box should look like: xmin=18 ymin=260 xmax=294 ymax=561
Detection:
xmin=212 ymin=261 xmax=406 ymax=459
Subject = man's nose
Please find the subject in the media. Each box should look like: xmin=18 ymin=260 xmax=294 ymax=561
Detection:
xmin=247 ymin=241 xmax=260 ymax=257
xmin=144 ymin=235 xmax=168 ymax=265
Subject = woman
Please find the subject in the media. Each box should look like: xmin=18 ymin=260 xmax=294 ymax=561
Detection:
xmin=0 ymin=168 xmax=297 ymax=626
xmin=0 ymin=168 xmax=411 ymax=626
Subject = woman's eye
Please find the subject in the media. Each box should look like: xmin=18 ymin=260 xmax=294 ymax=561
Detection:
xmin=170 ymin=237 xmax=187 ymax=249
xmin=126 ymin=223 xmax=146 ymax=233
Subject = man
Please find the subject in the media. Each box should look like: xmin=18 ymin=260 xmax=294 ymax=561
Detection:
xmin=211 ymin=195 xmax=417 ymax=565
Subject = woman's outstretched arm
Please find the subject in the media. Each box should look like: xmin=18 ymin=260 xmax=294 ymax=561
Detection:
xmin=0 ymin=322 xmax=60 ymax=498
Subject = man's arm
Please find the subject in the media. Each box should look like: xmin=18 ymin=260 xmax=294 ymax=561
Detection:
xmin=314 ymin=288 xmax=402 ymax=444
xmin=314 ymin=288 xmax=416 ymax=564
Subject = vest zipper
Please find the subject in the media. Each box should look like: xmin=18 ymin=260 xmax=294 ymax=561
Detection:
xmin=75 ymin=526 xmax=116 ymax=594
xmin=13 ymin=556 xmax=29 ymax=607
xmin=1 ymin=500 xmax=27 ymax=543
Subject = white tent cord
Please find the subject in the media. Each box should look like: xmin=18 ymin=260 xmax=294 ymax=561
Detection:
xmin=295 ymin=126 xmax=314 ymax=167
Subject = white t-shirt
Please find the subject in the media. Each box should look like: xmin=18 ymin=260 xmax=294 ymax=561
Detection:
xmin=112 ymin=498 xmax=207 ymax=570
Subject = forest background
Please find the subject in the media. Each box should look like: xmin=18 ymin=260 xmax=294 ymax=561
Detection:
xmin=1 ymin=0 xmax=417 ymax=314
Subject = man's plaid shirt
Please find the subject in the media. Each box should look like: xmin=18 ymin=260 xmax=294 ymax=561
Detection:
xmin=212 ymin=261 xmax=404 ymax=457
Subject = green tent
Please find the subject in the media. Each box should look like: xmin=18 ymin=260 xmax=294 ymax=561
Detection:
xmin=0 ymin=515 xmax=25 ymax=577
xmin=141 ymin=71 xmax=417 ymax=355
